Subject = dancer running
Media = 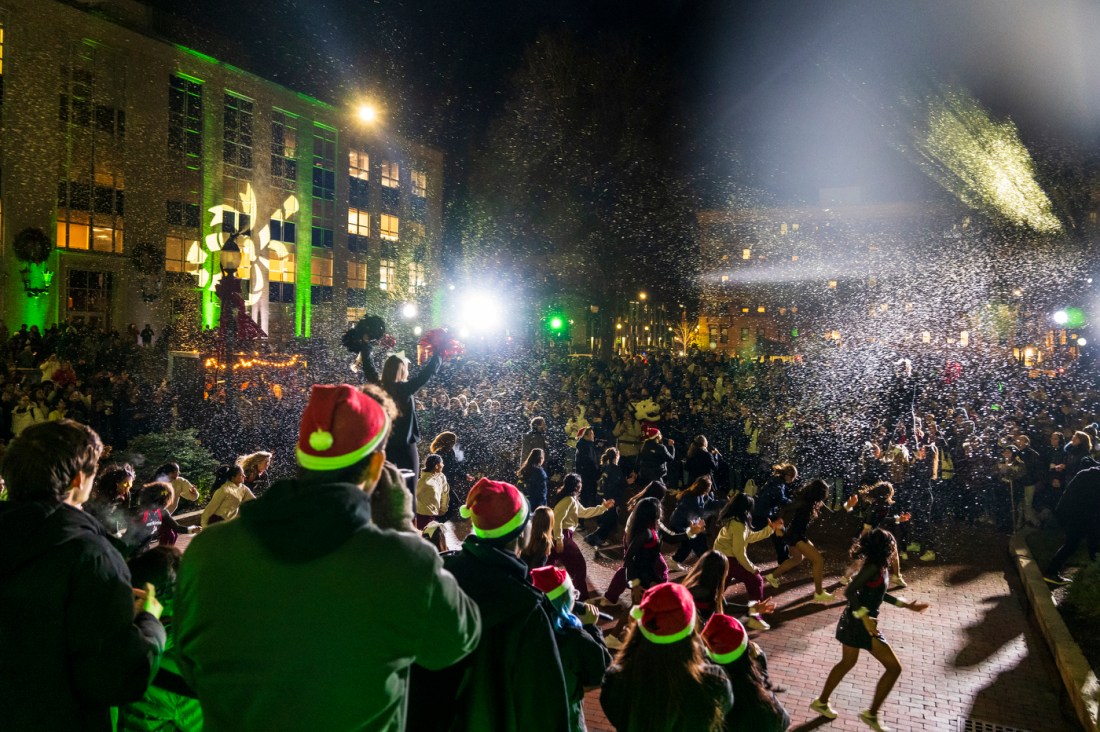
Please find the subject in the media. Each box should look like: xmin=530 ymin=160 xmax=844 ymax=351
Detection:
xmin=551 ymin=473 xmax=614 ymax=599
xmin=842 ymin=481 xmax=910 ymax=588
xmin=752 ymin=463 xmax=798 ymax=565
xmin=809 ymin=528 xmax=928 ymax=731
xmin=766 ymin=479 xmax=857 ymax=603
xmin=667 ymin=475 xmax=723 ymax=570
xmin=713 ymin=492 xmax=784 ymax=630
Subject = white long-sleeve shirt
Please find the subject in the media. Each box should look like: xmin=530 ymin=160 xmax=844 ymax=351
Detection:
xmin=713 ymin=518 xmax=773 ymax=573
xmin=552 ymin=495 xmax=608 ymax=540
xmin=201 ymin=481 xmax=256 ymax=527
xmin=416 ymin=472 xmax=450 ymax=517
xmin=167 ymin=476 xmax=200 ymax=514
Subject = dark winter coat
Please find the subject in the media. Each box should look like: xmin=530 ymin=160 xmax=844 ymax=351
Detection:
xmin=519 ymin=465 xmax=549 ymax=508
xmin=520 ymin=429 xmax=549 ymax=466
xmin=556 ymin=624 xmax=612 ymax=732
xmin=176 ymin=478 xmax=481 ymax=732
xmin=751 ymin=477 xmax=792 ymax=525
xmin=0 ymin=501 xmax=166 ymax=732
xmin=638 ymin=440 xmax=676 ymax=484
xmin=685 ymin=449 xmax=720 ymax=484
xmin=408 ymin=536 xmax=571 ymax=732
xmin=1054 ymin=466 xmax=1100 ymax=532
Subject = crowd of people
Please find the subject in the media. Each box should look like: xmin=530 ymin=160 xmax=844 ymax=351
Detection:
xmin=2 ymin=318 xmax=1099 ymax=731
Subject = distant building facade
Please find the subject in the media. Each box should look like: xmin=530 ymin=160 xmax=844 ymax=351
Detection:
xmin=0 ymin=0 xmax=443 ymax=347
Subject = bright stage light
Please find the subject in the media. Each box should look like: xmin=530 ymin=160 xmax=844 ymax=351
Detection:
xmin=413 ymin=326 xmax=423 ymax=336
xmin=1078 ymin=338 xmax=1088 ymax=347
xmin=401 ymin=303 xmax=418 ymax=319
xmin=1053 ymin=310 xmax=1069 ymax=325
xmin=458 ymin=292 xmax=504 ymax=332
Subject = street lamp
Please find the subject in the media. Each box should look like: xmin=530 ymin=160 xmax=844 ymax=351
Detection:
xmin=1053 ymin=310 xmax=1069 ymax=325
xmin=356 ymin=103 xmax=379 ymax=124
xmin=401 ymin=302 xmax=418 ymax=319
xmin=216 ymin=232 xmax=246 ymax=414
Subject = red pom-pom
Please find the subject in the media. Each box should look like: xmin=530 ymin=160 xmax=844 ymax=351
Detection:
xmin=418 ymin=328 xmax=464 ymax=363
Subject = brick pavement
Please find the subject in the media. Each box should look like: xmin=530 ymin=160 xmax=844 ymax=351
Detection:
xmin=177 ymin=515 xmax=1077 ymax=732
xmin=578 ymin=517 xmax=1078 ymax=732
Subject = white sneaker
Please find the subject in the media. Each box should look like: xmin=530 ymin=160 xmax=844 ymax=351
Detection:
xmin=810 ymin=698 xmax=838 ymax=719
xmin=604 ymin=635 xmax=624 ymax=650
xmin=859 ymin=709 xmax=890 ymax=731
xmin=666 ymin=558 xmax=682 ymax=572
xmin=893 ymin=574 xmax=907 ymax=588
xmin=747 ymin=614 xmax=771 ymax=631
xmin=838 ymin=574 xmax=852 ymax=586
xmin=765 ymin=573 xmax=780 ymax=589
xmin=592 ymin=596 xmax=615 ymax=608
xmin=920 ymin=550 xmax=936 ymax=562
xmin=906 ymin=542 xmax=921 ymax=553
xmin=812 ymin=590 xmax=835 ymax=603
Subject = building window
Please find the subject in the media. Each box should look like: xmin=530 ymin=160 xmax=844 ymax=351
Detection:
xmin=828 ymin=280 xmax=837 ymax=289
xmin=720 ymin=274 xmax=729 ymax=283
xmin=58 ymin=173 xmax=125 ymax=253
xmin=348 ymin=208 xmax=370 ymax=236
xmin=380 ymin=214 xmax=399 ymax=241
xmin=742 ymin=248 xmax=751 ymax=260
xmin=379 ymin=258 xmax=396 ymax=291
xmin=168 ymin=75 xmax=202 ymax=167
xmin=311 ymin=248 xmax=333 ymax=286
xmin=312 ymin=125 xmax=337 ymax=200
xmin=740 ymin=327 xmax=749 ymax=340
xmin=381 ymin=160 xmax=400 ymax=188
xmin=408 ymin=261 xmax=425 ymax=293
xmin=271 ymin=110 xmax=298 ymax=190
xmin=221 ymin=177 xmax=252 ymax=233
xmin=268 ymin=220 xmax=296 ymax=286
xmin=311 ymin=227 xmax=334 ymax=249
xmin=269 ymin=218 xmax=297 ymax=245
xmin=407 ymin=221 xmax=426 ymax=239
xmin=719 ymin=327 xmax=729 ymax=344
xmin=167 ymin=201 xmax=201 ymax=228
xmin=223 ymin=93 xmax=253 ymax=169
xmin=757 ymin=306 xmax=765 ymax=313
xmin=349 ymin=150 xmax=369 ymax=180
xmin=165 ymin=235 xmax=200 ymax=274
xmin=411 ymin=169 xmax=427 ymax=197
xmin=348 ymin=257 xmax=369 ymax=289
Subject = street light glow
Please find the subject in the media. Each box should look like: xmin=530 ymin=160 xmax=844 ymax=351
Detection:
xmin=458 ymin=291 xmax=504 ymax=332
xmin=401 ymin=303 xmax=418 ymax=319
xmin=1078 ymin=338 xmax=1088 ymax=347
xmin=356 ymin=103 xmax=378 ymax=124
xmin=1053 ymin=310 xmax=1069 ymax=325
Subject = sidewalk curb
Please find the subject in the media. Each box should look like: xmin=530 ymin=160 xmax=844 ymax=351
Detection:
xmin=1010 ymin=529 xmax=1099 ymax=732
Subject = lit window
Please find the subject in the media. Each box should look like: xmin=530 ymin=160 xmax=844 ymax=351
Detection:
xmin=791 ymin=255 xmax=799 ymax=262
xmin=311 ymin=248 xmax=333 ymax=286
xmin=959 ymin=330 xmax=969 ymax=347
xmin=380 ymin=258 xmax=396 ymax=290
xmin=271 ymin=110 xmax=298 ymax=191
xmin=905 ymin=302 xmax=914 ymax=312
xmin=922 ymin=331 xmax=931 ymax=343
xmin=757 ymin=306 xmax=765 ymax=313
xmin=828 ymin=280 xmax=837 ymax=289
xmin=165 ymin=235 xmax=200 ymax=274
xmin=408 ymin=261 xmax=426 ymax=292
xmin=741 ymin=307 xmax=749 ymax=314
xmin=223 ymin=93 xmax=254 ymax=169
xmin=720 ymin=274 xmax=729 ymax=283
xmin=381 ymin=160 xmax=400 ymax=188
xmin=742 ymin=248 xmax=751 ymax=260
xmin=380 ymin=214 xmax=399 ymax=241
xmin=740 ymin=327 xmax=749 ymax=340
xmin=348 ymin=257 xmax=369 ymax=289
xmin=792 ymin=223 xmax=799 ymax=232
xmin=268 ymin=214 xmax=296 ymax=283
xmin=411 ymin=170 xmax=427 ymax=197
xmin=348 ymin=208 xmax=370 ymax=236
xmin=867 ymin=277 xmax=877 ymax=288
xmin=879 ymin=303 xmax=888 ymax=312
xmin=780 ymin=223 xmax=788 ymax=234
xmin=349 ymin=150 xmax=370 ymax=180
xmin=0 ymin=23 xmax=5 ymax=76
xmin=267 ymin=247 xmax=296 ymax=283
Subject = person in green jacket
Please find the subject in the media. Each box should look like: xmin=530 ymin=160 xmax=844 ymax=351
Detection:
xmin=175 ymin=383 xmax=481 ymax=732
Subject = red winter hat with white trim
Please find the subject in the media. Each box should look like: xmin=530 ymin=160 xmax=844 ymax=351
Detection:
xmin=642 ymin=426 xmax=661 ymax=440
xmin=460 ymin=478 xmax=530 ymax=542
xmin=296 ymin=384 xmax=390 ymax=471
xmin=701 ymin=614 xmax=749 ymax=665
xmin=630 ymin=582 xmax=696 ymax=644
xmin=531 ymin=565 xmax=575 ymax=603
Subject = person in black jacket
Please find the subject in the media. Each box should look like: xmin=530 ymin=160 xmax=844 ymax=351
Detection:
xmin=408 ymin=478 xmax=571 ymax=731
xmin=575 ymin=427 xmax=601 ymax=505
xmin=0 ymin=420 xmax=166 ymax=732
xmin=638 ymin=427 xmax=676 ymax=486
xmin=378 ymin=353 xmax=442 ymax=480
xmin=751 ymin=463 xmax=798 ymax=565
xmin=1044 ymin=465 xmax=1100 ymax=585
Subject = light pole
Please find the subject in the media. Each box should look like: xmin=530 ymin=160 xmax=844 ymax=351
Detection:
xmin=217 ymin=233 xmax=244 ymax=407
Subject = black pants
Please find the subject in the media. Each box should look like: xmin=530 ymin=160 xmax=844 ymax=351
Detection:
xmin=387 ymin=440 xmax=419 ymax=490
xmin=673 ymin=533 xmax=709 ymax=562
xmin=1047 ymin=524 xmax=1100 ymax=577
xmin=752 ymin=515 xmax=790 ymax=564
xmin=591 ymin=507 xmax=619 ymax=543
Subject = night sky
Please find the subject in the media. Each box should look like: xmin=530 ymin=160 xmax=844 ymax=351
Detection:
xmin=151 ymin=0 xmax=1100 ymax=206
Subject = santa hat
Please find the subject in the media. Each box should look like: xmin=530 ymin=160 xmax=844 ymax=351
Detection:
xmin=460 ymin=478 xmax=530 ymax=541
xmin=701 ymin=614 xmax=749 ymax=665
xmin=629 ymin=582 xmax=696 ymax=644
xmin=296 ymin=384 xmax=390 ymax=471
xmin=531 ymin=565 xmax=576 ymax=603
xmin=642 ymin=426 xmax=661 ymax=440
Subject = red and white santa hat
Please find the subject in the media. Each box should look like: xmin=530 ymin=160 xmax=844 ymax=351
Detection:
xmin=629 ymin=582 xmax=696 ymax=644
xmin=642 ymin=426 xmax=661 ymax=440
xmin=701 ymin=614 xmax=749 ymax=665
xmin=295 ymin=384 xmax=390 ymax=471
xmin=460 ymin=478 xmax=530 ymax=541
xmin=530 ymin=565 xmax=576 ymax=603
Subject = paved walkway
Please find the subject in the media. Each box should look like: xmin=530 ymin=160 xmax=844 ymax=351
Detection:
xmin=578 ymin=518 xmax=1077 ymax=732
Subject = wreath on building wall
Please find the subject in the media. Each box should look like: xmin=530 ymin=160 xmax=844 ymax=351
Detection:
xmin=130 ymin=240 xmax=167 ymax=302
xmin=14 ymin=227 xmax=54 ymax=298
xmin=13 ymin=227 xmax=52 ymax=265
